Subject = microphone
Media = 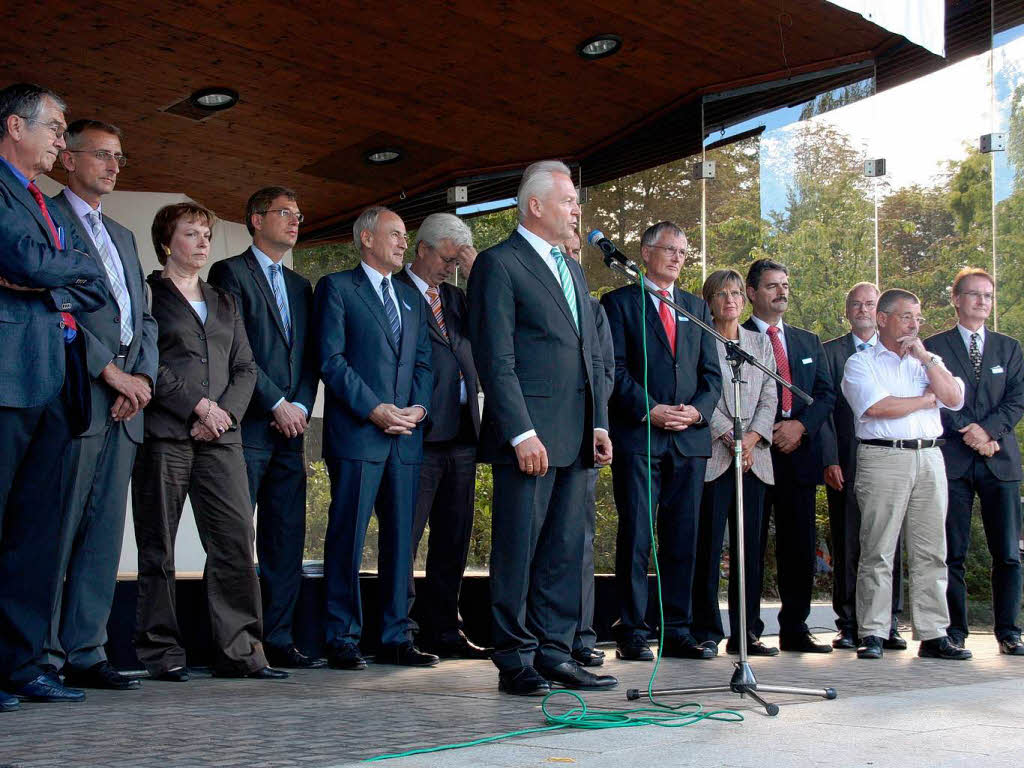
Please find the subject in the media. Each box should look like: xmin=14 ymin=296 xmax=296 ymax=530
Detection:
xmin=587 ymin=230 xmax=640 ymax=271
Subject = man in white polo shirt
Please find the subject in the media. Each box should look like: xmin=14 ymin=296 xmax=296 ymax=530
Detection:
xmin=842 ymin=288 xmax=969 ymax=661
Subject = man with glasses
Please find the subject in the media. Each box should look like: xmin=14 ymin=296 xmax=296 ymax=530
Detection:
xmin=0 ymin=83 xmax=106 ymax=709
xmin=208 ymin=187 xmax=324 ymax=669
xmin=925 ymin=268 xmax=1024 ymax=656
xmin=42 ymin=120 xmax=157 ymax=691
xmin=822 ymin=282 xmax=905 ymax=652
xmin=842 ymin=289 xmax=969 ymax=660
xmin=394 ymin=212 xmax=488 ymax=659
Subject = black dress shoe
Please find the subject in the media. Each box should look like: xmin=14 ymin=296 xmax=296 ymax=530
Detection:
xmin=947 ymin=633 xmax=967 ymax=649
xmin=857 ymin=635 xmax=884 ymax=659
xmin=571 ymin=647 xmax=605 ymax=667
xmin=661 ymin=636 xmax=716 ymax=660
xmin=919 ymin=636 xmax=972 ymax=660
xmin=726 ymin=636 xmax=779 ymax=656
xmin=779 ymin=632 xmax=833 ymax=653
xmin=1 ymin=690 xmax=19 ymax=712
xmin=832 ymin=629 xmax=857 ymax=650
xmin=883 ymin=628 xmax=908 ymax=651
xmin=433 ymin=635 xmax=492 ymax=660
xmin=265 ymin=645 xmax=327 ymax=669
xmin=538 ymin=661 xmax=618 ymax=690
xmin=245 ymin=666 xmax=290 ymax=679
xmin=498 ymin=666 xmax=551 ymax=696
xmin=376 ymin=643 xmax=439 ymax=667
xmin=64 ymin=661 xmax=141 ymax=690
xmin=14 ymin=672 xmax=85 ymax=702
xmin=152 ymin=666 xmax=190 ymax=682
xmin=616 ymin=638 xmax=654 ymax=661
xmin=998 ymin=634 xmax=1024 ymax=656
xmin=699 ymin=640 xmax=720 ymax=657
xmin=327 ymin=644 xmax=367 ymax=670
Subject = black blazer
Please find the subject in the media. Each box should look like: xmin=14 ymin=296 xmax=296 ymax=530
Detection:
xmin=394 ymin=268 xmax=480 ymax=443
xmin=591 ymin=296 xmax=615 ymax=409
xmin=144 ymin=272 xmax=257 ymax=443
xmin=601 ymin=284 xmax=722 ymax=457
xmin=925 ymin=327 xmax=1024 ymax=482
xmin=467 ymin=230 xmax=607 ymax=468
xmin=820 ymin=332 xmax=864 ymax=474
xmin=0 ymin=161 xmax=105 ymax=411
xmin=741 ymin=317 xmax=835 ymax=484
xmin=49 ymin=190 xmax=159 ymax=444
xmin=207 ymin=248 xmax=317 ymax=451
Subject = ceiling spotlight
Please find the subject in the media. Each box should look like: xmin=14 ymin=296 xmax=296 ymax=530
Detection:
xmin=365 ymin=148 xmax=402 ymax=165
xmin=577 ymin=34 xmax=622 ymax=60
xmin=190 ymin=87 xmax=239 ymax=111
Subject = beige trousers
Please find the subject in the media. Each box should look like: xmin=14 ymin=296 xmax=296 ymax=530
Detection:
xmin=854 ymin=445 xmax=949 ymax=641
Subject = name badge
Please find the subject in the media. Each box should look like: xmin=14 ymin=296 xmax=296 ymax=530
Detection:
xmin=802 ymin=357 xmax=813 ymax=365
xmin=991 ymin=365 xmax=1005 ymax=375
xmin=677 ymin=315 xmax=688 ymax=322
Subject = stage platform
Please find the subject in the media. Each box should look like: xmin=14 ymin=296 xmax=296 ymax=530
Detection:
xmin=2 ymin=636 xmax=1022 ymax=767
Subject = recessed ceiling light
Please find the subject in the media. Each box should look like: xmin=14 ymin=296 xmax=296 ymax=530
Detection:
xmin=577 ymin=34 xmax=622 ymax=60
xmin=365 ymin=148 xmax=402 ymax=165
xmin=190 ymin=88 xmax=239 ymax=111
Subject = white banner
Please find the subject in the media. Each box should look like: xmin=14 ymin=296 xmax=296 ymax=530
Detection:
xmin=828 ymin=0 xmax=945 ymax=58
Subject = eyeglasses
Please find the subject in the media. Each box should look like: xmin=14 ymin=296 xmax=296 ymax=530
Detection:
xmin=648 ymin=244 xmax=687 ymax=258
xmin=65 ymin=149 xmax=128 ymax=168
xmin=712 ymin=289 xmax=745 ymax=301
xmin=960 ymin=290 xmax=994 ymax=302
xmin=18 ymin=116 xmax=67 ymax=138
xmin=259 ymin=208 xmax=304 ymax=224
xmin=848 ymin=301 xmax=876 ymax=310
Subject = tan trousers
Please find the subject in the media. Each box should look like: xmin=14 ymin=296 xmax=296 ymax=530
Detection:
xmin=854 ymin=445 xmax=949 ymax=641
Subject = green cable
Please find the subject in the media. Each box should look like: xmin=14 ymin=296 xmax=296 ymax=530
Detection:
xmin=364 ymin=280 xmax=744 ymax=763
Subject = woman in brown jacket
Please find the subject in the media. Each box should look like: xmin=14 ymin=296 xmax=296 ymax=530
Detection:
xmin=131 ymin=202 xmax=284 ymax=681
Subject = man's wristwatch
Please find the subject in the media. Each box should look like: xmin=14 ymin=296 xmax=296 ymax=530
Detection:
xmin=923 ymin=353 xmax=943 ymax=370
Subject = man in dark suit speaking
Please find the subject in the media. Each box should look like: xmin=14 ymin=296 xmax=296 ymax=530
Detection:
xmin=925 ymin=267 xmax=1024 ymax=656
xmin=468 ymin=160 xmax=615 ymax=695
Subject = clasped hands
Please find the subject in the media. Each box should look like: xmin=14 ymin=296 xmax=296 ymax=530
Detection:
xmin=650 ymin=403 xmax=701 ymax=431
xmin=514 ymin=430 xmax=613 ymax=477
xmin=270 ymin=401 xmax=308 ymax=438
xmin=369 ymin=403 xmax=426 ymax=436
xmin=101 ymin=363 xmax=151 ymax=422
xmin=960 ymin=421 xmax=1000 ymax=457
xmin=191 ymin=397 xmax=233 ymax=441
xmin=721 ymin=430 xmax=762 ymax=472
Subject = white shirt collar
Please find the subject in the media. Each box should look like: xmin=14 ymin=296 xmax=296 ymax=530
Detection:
xmin=852 ymin=331 xmax=878 ymax=349
xmin=749 ymin=314 xmax=783 ymax=336
xmin=62 ymin=186 xmax=102 ymax=221
xmin=404 ymin=263 xmax=431 ymax=299
xmin=516 ymin=223 xmax=561 ymax=261
xmin=250 ymin=244 xmax=283 ymax=273
xmin=957 ymin=323 xmax=986 ymax=349
xmin=360 ymin=260 xmax=396 ymax=294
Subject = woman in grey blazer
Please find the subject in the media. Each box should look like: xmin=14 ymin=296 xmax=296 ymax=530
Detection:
xmin=131 ymin=203 xmax=284 ymax=682
xmin=691 ymin=269 xmax=779 ymax=656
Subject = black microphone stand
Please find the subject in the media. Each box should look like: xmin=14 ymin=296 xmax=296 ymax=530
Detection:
xmin=603 ymin=255 xmax=837 ymax=716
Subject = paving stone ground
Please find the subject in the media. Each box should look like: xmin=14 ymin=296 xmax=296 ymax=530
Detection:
xmin=2 ymin=633 xmax=1022 ymax=768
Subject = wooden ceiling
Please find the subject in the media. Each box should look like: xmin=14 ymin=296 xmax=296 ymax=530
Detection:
xmin=1 ymin=0 xmax=1017 ymax=242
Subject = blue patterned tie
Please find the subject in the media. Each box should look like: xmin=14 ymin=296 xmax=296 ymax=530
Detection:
xmin=550 ymin=247 xmax=579 ymax=330
xmin=857 ymin=342 xmax=869 ymax=352
xmin=268 ymin=264 xmax=292 ymax=344
xmin=381 ymin=277 xmax=401 ymax=348
xmin=87 ymin=211 xmax=133 ymax=345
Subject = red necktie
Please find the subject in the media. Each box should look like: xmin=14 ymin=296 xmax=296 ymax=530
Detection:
xmin=658 ymin=290 xmax=676 ymax=356
xmin=766 ymin=325 xmax=792 ymax=412
xmin=26 ymin=181 xmax=76 ymax=333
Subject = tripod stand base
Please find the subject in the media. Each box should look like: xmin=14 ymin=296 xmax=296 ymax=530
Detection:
xmin=628 ymin=662 xmax=837 ymax=716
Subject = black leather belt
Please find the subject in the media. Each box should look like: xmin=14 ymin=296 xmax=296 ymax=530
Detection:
xmin=115 ymin=343 xmax=130 ymax=359
xmin=860 ymin=438 xmax=945 ymax=449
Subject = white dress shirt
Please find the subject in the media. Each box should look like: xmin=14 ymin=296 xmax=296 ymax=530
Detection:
xmin=957 ymin=323 xmax=986 ymax=356
xmin=360 ymin=260 xmax=402 ymax=332
xmin=252 ymin=246 xmax=307 ymax=417
xmin=405 ymin=265 xmax=467 ymax=405
xmin=851 ymin=331 xmax=878 ymax=352
xmin=841 ymin=341 xmax=964 ymax=440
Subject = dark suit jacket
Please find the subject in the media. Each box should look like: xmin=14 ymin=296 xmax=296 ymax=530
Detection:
xmin=601 ymin=284 xmax=722 ymax=457
xmin=820 ymin=332 xmax=864 ymax=474
xmin=144 ymin=272 xmax=257 ymax=443
xmin=467 ymin=230 xmax=607 ymax=468
xmin=591 ymin=296 xmax=614 ymax=409
xmin=394 ymin=268 xmax=480 ymax=443
xmin=49 ymin=190 xmax=159 ymax=443
xmin=741 ymin=317 xmax=835 ymax=484
xmin=925 ymin=327 xmax=1024 ymax=482
xmin=0 ymin=161 xmax=105 ymax=410
xmin=313 ymin=264 xmax=433 ymax=464
xmin=207 ymin=248 xmax=317 ymax=451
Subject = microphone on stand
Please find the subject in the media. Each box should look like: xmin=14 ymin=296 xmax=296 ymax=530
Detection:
xmin=587 ymin=230 xmax=641 ymax=277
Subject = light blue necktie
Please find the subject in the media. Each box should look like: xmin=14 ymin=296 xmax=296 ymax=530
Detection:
xmin=268 ymin=264 xmax=292 ymax=344
xmin=87 ymin=210 xmax=133 ymax=345
xmin=550 ymin=247 xmax=579 ymax=330
xmin=381 ymin=278 xmax=401 ymax=348
xmin=857 ymin=342 xmax=869 ymax=352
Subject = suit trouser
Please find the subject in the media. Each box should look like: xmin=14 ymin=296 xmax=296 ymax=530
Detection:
xmin=573 ymin=468 xmax=600 ymax=651
xmin=0 ymin=395 xmax=77 ymax=686
xmin=45 ymin=412 xmax=137 ymax=670
xmin=759 ymin=452 xmax=816 ymax=638
xmin=324 ymin=446 xmax=419 ymax=649
xmin=132 ymin=438 xmax=267 ymax=676
xmin=243 ymin=443 xmax=307 ymax=650
xmin=692 ymin=470 xmax=767 ymax=644
xmin=945 ymin=457 xmax=1022 ymax=641
xmin=408 ymin=441 xmax=477 ymax=644
xmin=854 ymin=445 xmax=949 ymax=641
xmin=490 ymin=461 xmax=587 ymax=672
xmin=827 ymin=480 xmax=903 ymax=634
xmin=612 ymin=450 xmax=706 ymax=642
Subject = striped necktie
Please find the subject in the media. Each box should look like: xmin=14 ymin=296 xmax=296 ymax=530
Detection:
xmin=969 ymin=333 xmax=982 ymax=381
xmin=268 ymin=263 xmax=292 ymax=344
xmin=27 ymin=182 xmax=76 ymax=340
xmin=550 ymin=247 xmax=579 ymax=330
xmin=425 ymin=285 xmax=448 ymax=341
xmin=766 ymin=325 xmax=793 ymax=412
xmin=87 ymin=211 xmax=133 ymax=345
xmin=381 ymin=277 xmax=401 ymax=348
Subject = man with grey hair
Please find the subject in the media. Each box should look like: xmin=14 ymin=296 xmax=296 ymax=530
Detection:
xmin=313 ymin=205 xmax=436 ymax=670
xmin=469 ymin=160 xmax=615 ymax=695
xmin=395 ymin=212 xmax=488 ymax=659
xmin=842 ymin=288 xmax=969 ymax=660
xmin=0 ymin=83 xmax=106 ymax=709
